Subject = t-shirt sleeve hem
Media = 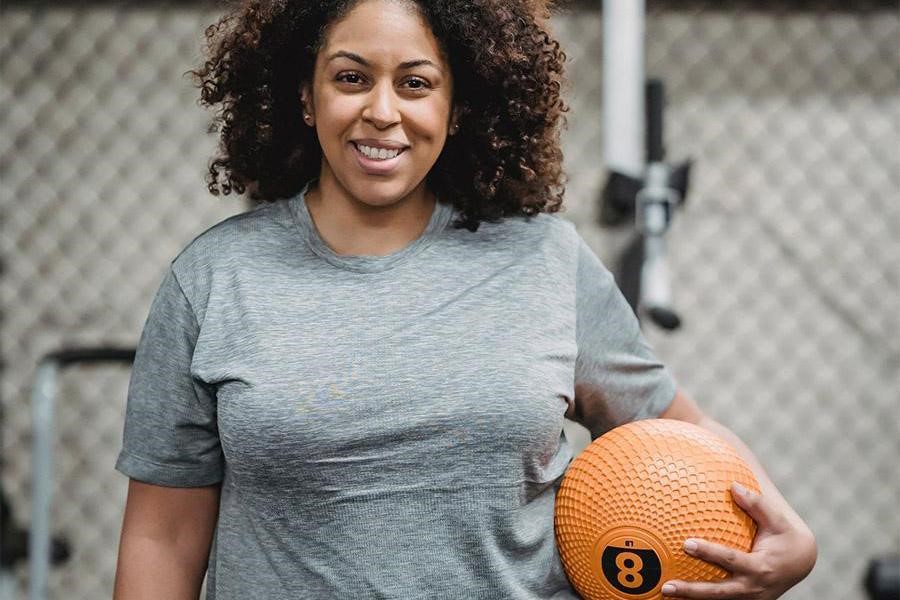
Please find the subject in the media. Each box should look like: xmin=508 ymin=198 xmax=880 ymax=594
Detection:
xmin=115 ymin=450 xmax=223 ymax=487
xmin=587 ymin=375 xmax=680 ymax=440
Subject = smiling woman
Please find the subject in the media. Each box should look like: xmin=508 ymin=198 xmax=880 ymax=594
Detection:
xmin=112 ymin=1 xmax=815 ymax=599
xmin=296 ymin=0 xmax=457 ymax=254
xmin=187 ymin=0 xmax=568 ymax=234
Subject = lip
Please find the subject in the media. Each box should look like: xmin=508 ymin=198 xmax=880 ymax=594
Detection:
xmin=350 ymin=141 xmax=406 ymax=175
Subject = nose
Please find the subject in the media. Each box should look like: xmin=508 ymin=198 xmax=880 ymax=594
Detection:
xmin=362 ymin=80 xmax=400 ymax=129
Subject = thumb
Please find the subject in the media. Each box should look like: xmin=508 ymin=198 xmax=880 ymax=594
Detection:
xmin=731 ymin=481 xmax=786 ymax=532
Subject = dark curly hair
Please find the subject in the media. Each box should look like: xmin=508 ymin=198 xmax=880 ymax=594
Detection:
xmin=189 ymin=0 xmax=569 ymax=231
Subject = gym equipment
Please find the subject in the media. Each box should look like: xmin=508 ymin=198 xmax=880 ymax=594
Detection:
xmin=864 ymin=554 xmax=900 ymax=600
xmin=28 ymin=347 xmax=135 ymax=600
xmin=555 ymin=418 xmax=759 ymax=599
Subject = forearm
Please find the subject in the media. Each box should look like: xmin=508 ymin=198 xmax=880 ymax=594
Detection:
xmin=661 ymin=389 xmax=811 ymax=536
xmin=697 ymin=416 xmax=815 ymax=541
xmin=660 ymin=391 xmax=817 ymax=594
xmin=113 ymin=534 xmax=209 ymax=599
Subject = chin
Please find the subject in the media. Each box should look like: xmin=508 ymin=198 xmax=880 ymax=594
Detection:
xmin=348 ymin=179 xmax=420 ymax=207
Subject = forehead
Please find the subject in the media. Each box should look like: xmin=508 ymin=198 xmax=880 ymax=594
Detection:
xmin=321 ymin=0 xmax=446 ymax=65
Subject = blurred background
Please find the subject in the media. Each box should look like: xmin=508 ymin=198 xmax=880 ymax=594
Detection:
xmin=1 ymin=0 xmax=897 ymax=598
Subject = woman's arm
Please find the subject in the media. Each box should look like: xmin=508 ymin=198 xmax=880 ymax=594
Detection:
xmin=114 ymin=479 xmax=221 ymax=600
xmin=657 ymin=389 xmax=817 ymax=599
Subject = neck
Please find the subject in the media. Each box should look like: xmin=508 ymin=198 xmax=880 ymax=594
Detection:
xmin=304 ymin=169 xmax=437 ymax=257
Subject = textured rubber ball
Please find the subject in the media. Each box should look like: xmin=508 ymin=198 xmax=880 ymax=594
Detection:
xmin=554 ymin=418 xmax=760 ymax=600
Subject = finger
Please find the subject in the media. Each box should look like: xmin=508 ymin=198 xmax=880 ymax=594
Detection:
xmin=661 ymin=579 xmax=747 ymax=599
xmin=683 ymin=538 xmax=753 ymax=574
xmin=731 ymin=481 xmax=786 ymax=532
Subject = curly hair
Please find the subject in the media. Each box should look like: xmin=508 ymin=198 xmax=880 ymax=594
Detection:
xmin=189 ymin=0 xmax=569 ymax=231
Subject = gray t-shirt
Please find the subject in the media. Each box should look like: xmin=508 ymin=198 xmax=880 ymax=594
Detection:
xmin=115 ymin=181 xmax=677 ymax=599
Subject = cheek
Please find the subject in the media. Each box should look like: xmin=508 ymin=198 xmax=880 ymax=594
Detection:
xmin=316 ymin=93 xmax=360 ymax=133
xmin=406 ymin=102 xmax=452 ymax=144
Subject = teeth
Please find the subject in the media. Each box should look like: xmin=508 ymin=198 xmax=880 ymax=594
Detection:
xmin=357 ymin=144 xmax=402 ymax=160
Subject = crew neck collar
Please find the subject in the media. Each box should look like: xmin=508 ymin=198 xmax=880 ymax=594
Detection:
xmin=288 ymin=180 xmax=455 ymax=273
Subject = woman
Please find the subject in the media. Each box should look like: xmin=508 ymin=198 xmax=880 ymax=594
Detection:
xmin=113 ymin=1 xmax=816 ymax=598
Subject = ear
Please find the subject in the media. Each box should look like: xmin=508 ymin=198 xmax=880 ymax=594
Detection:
xmin=300 ymin=83 xmax=315 ymax=126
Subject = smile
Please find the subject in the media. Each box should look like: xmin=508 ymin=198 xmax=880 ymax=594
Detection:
xmin=354 ymin=143 xmax=404 ymax=160
xmin=350 ymin=142 xmax=407 ymax=175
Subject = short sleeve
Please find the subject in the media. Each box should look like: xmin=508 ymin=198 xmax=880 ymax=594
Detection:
xmin=115 ymin=266 xmax=224 ymax=486
xmin=569 ymin=235 xmax=678 ymax=440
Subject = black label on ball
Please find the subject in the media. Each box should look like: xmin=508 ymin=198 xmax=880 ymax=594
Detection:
xmin=600 ymin=545 xmax=662 ymax=595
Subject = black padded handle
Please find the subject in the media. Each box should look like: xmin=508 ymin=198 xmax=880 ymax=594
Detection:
xmin=43 ymin=347 xmax=136 ymax=366
xmin=646 ymin=79 xmax=665 ymax=163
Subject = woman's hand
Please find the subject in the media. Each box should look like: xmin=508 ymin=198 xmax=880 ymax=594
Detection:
xmin=661 ymin=482 xmax=817 ymax=599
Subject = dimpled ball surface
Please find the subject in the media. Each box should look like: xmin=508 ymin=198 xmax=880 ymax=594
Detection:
xmin=554 ymin=418 xmax=760 ymax=600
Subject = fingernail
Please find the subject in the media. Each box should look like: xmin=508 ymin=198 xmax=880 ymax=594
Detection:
xmin=662 ymin=583 xmax=676 ymax=594
xmin=732 ymin=481 xmax=747 ymax=495
xmin=683 ymin=539 xmax=698 ymax=554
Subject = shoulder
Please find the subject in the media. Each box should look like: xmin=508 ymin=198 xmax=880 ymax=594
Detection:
xmin=515 ymin=210 xmax=581 ymax=261
xmin=466 ymin=209 xmax=579 ymax=252
xmin=171 ymin=201 xmax=289 ymax=272
xmin=454 ymin=209 xmax=582 ymax=277
xmin=536 ymin=211 xmax=580 ymax=243
xmin=167 ymin=200 xmax=291 ymax=316
xmin=506 ymin=212 xmax=617 ymax=290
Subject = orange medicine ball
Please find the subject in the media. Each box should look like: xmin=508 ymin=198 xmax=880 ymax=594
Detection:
xmin=554 ymin=418 xmax=760 ymax=600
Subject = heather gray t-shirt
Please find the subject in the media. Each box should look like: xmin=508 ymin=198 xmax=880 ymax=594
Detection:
xmin=115 ymin=181 xmax=677 ymax=599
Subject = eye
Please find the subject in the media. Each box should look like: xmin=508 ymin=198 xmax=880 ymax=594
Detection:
xmin=336 ymin=72 xmax=365 ymax=85
xmin=403 ymin=77 xmax=431 ymax=90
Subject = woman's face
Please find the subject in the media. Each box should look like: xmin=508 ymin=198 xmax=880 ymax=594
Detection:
xmin=303 ymin=0 xmax=455 ymax=208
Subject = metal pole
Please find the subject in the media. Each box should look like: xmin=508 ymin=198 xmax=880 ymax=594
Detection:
xmin=603 ymin=0 xmax=646 ymax=179
xmin=29 ymin=360 xmax=58 ymax=600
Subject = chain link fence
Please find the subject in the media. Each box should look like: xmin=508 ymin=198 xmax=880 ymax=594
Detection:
xmin=2 ymin=1 xmax=898 ymax=598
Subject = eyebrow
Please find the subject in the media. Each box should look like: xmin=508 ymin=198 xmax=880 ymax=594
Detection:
xmin=327 ymin=50 xmax=439 ymax=71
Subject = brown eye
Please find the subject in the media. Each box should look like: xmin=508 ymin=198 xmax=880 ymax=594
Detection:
xmin=404 ymin=77 xmax=430 ymax=90
xmin=336 ymin=72 xmax=364 ymax=84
